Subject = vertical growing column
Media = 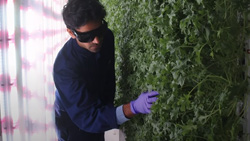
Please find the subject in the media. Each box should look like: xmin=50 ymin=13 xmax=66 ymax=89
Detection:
xmin=245 ymin=38 xmax=250 ymax=141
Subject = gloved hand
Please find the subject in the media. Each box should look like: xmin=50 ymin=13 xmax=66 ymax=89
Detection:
xmin=130 ymin=91 xmax=159 ymax=114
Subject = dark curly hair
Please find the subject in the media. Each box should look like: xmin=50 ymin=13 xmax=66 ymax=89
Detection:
xmin=62 ymin=0 xmax=106 ymax=30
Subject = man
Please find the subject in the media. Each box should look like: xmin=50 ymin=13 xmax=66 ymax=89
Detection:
xmin=53 ymin=0 xmax=159 ymax=140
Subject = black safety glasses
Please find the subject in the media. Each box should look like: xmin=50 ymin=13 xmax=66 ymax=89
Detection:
xmin=72 ymin=20 xmax=107 ymax=43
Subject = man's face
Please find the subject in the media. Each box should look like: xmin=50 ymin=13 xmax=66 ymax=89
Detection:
xmin=67 ymin=20 xmax=105 ymax=53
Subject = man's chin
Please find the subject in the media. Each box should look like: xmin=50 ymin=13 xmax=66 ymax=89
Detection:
xmin=90 ymin=46 xmax=101 ymax=53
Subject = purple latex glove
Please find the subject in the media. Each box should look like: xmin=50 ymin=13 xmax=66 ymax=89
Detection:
xmin=130 ymin=91 xmax=159 ymax=114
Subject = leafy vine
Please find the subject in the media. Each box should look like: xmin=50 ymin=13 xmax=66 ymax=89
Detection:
xmin=101 ymin=0 xmax=250 ymax=140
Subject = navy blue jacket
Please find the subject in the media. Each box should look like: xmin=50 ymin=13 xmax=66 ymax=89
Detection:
xmin=53 ymin=29 xmax=118 ymax=135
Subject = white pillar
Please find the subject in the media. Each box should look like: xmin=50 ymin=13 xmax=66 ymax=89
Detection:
xmin=105 ymin=129 xmax=126 ymax=141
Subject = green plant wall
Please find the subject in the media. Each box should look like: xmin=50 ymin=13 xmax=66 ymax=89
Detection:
xmin=100 ymin=0 xmax=250 ymax=140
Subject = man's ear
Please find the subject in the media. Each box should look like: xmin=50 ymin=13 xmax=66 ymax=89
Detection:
xmin=67 ymin=28 xmax=77 ymax=39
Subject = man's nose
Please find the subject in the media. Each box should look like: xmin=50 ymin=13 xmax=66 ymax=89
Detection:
xmin=92 ymin=36 xmax=101 ymax=44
